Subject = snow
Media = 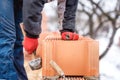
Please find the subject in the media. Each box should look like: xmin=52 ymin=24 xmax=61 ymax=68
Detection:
xmin=100 ymin=47 xmax=120 ymax=80
xmin=99 ymin=29 xmax=120 ymax=80
xmin=43 ymin=1 xmax=59 ymax=31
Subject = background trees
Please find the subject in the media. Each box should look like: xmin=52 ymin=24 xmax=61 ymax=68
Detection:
xmin=76 ymin=0 xmax=120 ymax=60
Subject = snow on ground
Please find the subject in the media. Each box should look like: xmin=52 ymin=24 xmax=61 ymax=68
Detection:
xmin=43 ymin=1 xmax=59 ymax=32
xmin=99 ymin=29 xmax=120 ymax=80
xmin=100 ymin=45 xmax=120 ymax=80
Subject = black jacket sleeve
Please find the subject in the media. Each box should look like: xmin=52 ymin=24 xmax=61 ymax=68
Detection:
xmin=23 ymin=0 xmax=47 ymax=38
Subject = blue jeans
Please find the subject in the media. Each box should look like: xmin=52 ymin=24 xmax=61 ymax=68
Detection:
xmin=0 ymin=0 xmax=28 ymax=80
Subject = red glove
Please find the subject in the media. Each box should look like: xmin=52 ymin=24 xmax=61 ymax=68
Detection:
xmin=61 ymin=32 xmax=79 ymax=40
xmin=23 ymin=36 xmax=38 ymax=54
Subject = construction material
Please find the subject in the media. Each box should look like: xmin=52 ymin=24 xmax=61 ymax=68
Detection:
xmin=40 ymin=33 xmax=99 ymax=78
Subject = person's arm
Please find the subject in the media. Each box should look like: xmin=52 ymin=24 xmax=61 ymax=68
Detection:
xmin=60 ymin=0 xmax=79 ymax=40
xmin=23 ymin=0 xmax=46 ymax=54
xmin=23 ymin=0 xmax=46 ymax=38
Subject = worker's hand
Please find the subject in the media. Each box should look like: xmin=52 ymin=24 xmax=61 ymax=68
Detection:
xmin=23 ymin=36 xmax=38 ymax=54
xmin=61 ymin=32 xmax=79 ymax=40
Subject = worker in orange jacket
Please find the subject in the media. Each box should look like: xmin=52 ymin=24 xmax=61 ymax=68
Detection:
xmin=23 ymin=0 xmax=79 ymax=54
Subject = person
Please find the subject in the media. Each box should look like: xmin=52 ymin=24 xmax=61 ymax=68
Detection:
xmin=0 ymin=0 xmax=28 ymax=80
xmin=0 ymin=0 xmax=78 ymax=79
xmin=23 ymin=0 xmax=79 ymax=54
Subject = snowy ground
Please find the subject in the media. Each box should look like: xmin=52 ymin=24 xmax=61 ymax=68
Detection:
xmin=99 ymin=29 xmax=120 ymax=80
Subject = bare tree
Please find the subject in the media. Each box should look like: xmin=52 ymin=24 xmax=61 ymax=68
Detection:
xmin=77 ymin=0 xmax=120 ymax=60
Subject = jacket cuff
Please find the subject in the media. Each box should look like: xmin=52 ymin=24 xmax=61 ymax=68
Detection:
xmin=25 ymin=31 xmax=39 ymax=39
xmin=60 ymin=29 xmax=74 ymax=34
